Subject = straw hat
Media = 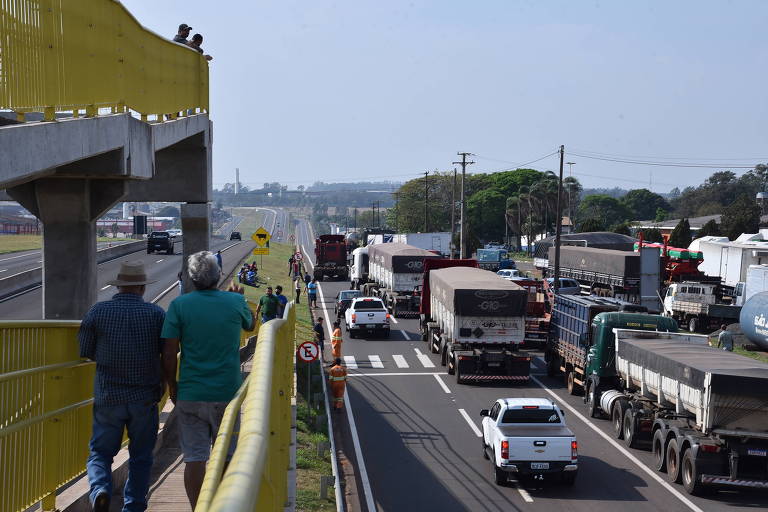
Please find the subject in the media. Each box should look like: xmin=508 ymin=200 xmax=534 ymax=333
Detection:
xmin=106 ymin=261 xmax=157 ymax=286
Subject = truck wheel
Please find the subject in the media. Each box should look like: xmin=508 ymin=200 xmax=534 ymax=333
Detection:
xmin=440 ymin=347 xmax=448 ymax=366
xmin=652 ymin=430 xmax=667 ymax=473
xmin=681 ymin=448 xmax=708 ymax=496
xmin=665 ymin=438 xmax=682 ymax=484
xmin=456 ymin=364 xmax=464 ymax=385
xmin=493 ymin=464 xmax=507 ymax=486
xmin=482 ymin=441 xmax=489 ymax=460
xmin=688 ymin=317 xmax=698 ymax=333
xmin=623 ymin=409 xmax=639 ymax=448
xmin=430 ymin=338 xmax=439 ymax=354
xmin=566 ymin=370 xmax=579 ymax=396
xmin=147 ymin=249 xmax=152 ymax=254
xmin=586 ymin=383 xmax=600 ymax=418
xmin=612 ymin=400 xmax=628 ymax=440
xmin=561 ymin=471 xmax=577 ymax=486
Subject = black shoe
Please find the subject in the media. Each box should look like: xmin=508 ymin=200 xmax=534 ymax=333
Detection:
xmin=93 ymin=491 xmax=110 ymax=512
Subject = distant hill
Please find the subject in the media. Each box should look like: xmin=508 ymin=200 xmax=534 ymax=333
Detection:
xmin=307 ymin=181 xmax=401 ymax=192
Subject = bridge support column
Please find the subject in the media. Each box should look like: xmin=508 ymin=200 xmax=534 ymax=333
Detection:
xmin=180 ymin=202 xmax=211 ymax=293
xmin=8 ymin=178 xmax=126 ymax=319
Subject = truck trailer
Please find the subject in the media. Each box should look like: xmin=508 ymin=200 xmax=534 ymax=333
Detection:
xmin=421 ymin=267 xmax=531 ymax=384
xmin=589 ymin=329 xmax=768 ymax=495
xmin=363 ymin=243 xmax=441 ymax=317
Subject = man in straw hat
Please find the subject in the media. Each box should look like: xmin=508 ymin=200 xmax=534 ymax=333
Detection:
xmin=161 ymin=250 xmax=255 ymax=508
xmin=79 ymin=261 xmax=167 ymax=512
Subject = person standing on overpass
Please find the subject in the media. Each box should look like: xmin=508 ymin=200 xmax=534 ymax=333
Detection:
xmin=328 ymin=358 xmax=347 ymax=411
xmin=161 ymin=251 xmax=255 ymax=509
xmin=78 ymin=261 xmax=166 ymax=512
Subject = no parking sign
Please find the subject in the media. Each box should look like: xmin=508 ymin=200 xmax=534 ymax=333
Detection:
xmin=297 ymin=341 xmax=319 ymax=363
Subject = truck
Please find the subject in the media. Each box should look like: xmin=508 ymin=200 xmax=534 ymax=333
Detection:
xmin=390 ymin=232 xmax=452 ymax=256
xmin=349 ymin=246 xmax=369 ymax=289
xmin=738 ymin=291 xmax=768 ymax=351
xmin=481 ymin=398 xmax=578 ymax=485
xmin=363 ymin=243 xmax=441 ymax=317
xmin=421 ymin=266 xmax=531 ymax=384
xmin=147 ymin=231 xmax=176 ymax=255
xmin=314 ymin=234 xmax=348 ymax=281
xmin=476 ymin=248 xmax=515 ymax=272
xmin=544 ymin=294 xmax=674 ymax=395
xmin=588 ymin=329 xmax=768 ymax=495
xmin=662 ymin=281 xmax=741 ymax=333
xmin=344 ymin=297 xmax=390 ymax=339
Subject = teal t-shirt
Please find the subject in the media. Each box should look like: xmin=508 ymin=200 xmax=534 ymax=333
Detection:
xmin=162 ymin=289 xmax=252 ymax=402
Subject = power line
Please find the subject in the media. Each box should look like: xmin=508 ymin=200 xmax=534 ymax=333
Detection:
xmin=567 ymin=152 xmax=761 ymax=169
xmin=472 ymin=150 xmax=560 ymax=171
xmin=568 ymin=147 xmax=768 ymax=162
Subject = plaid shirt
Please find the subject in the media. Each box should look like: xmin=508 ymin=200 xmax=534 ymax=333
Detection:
xmin=79 ymin=293 xmax=166 ymax=406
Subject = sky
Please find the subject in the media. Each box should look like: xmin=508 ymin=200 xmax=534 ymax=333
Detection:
xmin=121 ymin=0 xmax=768 ymax=194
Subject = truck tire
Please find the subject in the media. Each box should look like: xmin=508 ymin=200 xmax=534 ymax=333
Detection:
xmin=688 ymin=316 xmax=698 ymax=333
xmin=612 ymin=400 xmax=629 ymax=439
xmin=493 ymin=463 xmax=507 ymax=486
xmin=447 ymin=353 xmax=455 ymax=375
xmin=147 ymin=249 xmax=152 ymax=254
xmin=681 ymin=448 xmax=708 ymax=496
xmin=440 ymin=346 xmax=448 ymax=366
xmin=665 ymin=437 xmax=682 ymax=484
xmin=585 ymin=382 xmax=600 ymax=418
xmin=456 ymin=363 xmax=464 ymax=385
xmin=566 ymin=370 xmax=579 ymax=396
xmin=652 ymin=430 xmax=667 ymax=473
xmin=623 ymin=409 xmax=640 ymax=448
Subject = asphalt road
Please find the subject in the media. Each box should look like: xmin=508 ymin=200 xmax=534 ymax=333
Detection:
xmin=0 ymin=241 xmax=134 ymax=275
xmin=295 ymin=219 xmax=766 ymax=512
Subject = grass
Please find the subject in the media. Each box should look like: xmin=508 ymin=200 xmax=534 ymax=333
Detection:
xmin=231 ymin=208 xmax=266 ymax=239
xmin=734 ymin=345 xmax=768 ymax=364
xmin=0 ymin=235 xmax=131 ymax=254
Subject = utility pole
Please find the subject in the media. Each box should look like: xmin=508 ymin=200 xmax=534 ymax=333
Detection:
xmin=451 ymin=168 xmax=457 ymax=258
xmin=554 ymin=145 xmax=565 ymax=293
xmin=423 ymin=171 xmax=429 ymax=233
xmin=453 ymin=152 xmax=474 ymax=258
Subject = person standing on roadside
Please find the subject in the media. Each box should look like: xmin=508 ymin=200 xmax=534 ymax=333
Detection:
xmin=313 ymin=317 xmax=325 ymax=361
xmin=294 ymin=277 xmax=302 ymax=304
xmin=274 ymin=285 xmax=288 ymax=318
xmin=79 ymin=261 xmax=167 ymax=512
xmin=718 ymin=324 xmax=734 ymax=351
xmin=162 ymin=251 xmax=255 ymax=509
xmin=215 ymin=250 xmax=223 ymax=271
xmin=331 ymin=320 xmax=343 ymax=360
xmin=307 ymin=278 xmax=318 ymax=308
xmin=256 ymin=286 xmax=280 ymax=323
xmin=328 ymin=358 xmax=347 ymax=411
xmin=288 ymin=255 xmax=294 ymax=277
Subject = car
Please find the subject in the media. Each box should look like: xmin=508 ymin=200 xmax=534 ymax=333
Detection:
xmin=167 ymin=229 xmax=182 ymax=238
xmin=334 ymin=289 xmax=362 ymax=318
xmin=147 ymin=231 xmax=174 ymax=255
xmin=496 ymin=269 xmax=523 ymax=280
xmin=344 ymin=297 xmax=390 ymax=339
xmin=546 ymin=278 xmax=581 ymax=295
xmin=481 ymin=398 xmax=578 ymax=485
xmin=230 ymin=231 xmax=242 ymax=240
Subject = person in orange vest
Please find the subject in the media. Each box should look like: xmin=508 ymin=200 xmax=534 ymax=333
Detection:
xmin=331 ymin=321 xmax=343 ymax=360
xmin=328 ymin=358 xmax=347 ymax=411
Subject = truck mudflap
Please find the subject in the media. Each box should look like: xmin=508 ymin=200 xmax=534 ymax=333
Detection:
xmin=392 ymin=295 xmax=419 ymax=318
xmin=700 ymin=475 xmax=768 ymax=489
xmin=461 ymin=374 xmax=530 ymax=382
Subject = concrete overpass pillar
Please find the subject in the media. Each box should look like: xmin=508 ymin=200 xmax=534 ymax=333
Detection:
xmin=180 ymin=202 xmax=211 ymax=293
xmin=8 ymin=178 xmax=126 ymax=319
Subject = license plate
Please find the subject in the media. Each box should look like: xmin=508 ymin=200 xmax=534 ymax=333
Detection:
xmin=747 ymin=449 xmax=767 ymax=457
xmin=366 ymin=324 xmax=377 ymax=329
xmin=487 ymin=362 xmax=501 ymax=367
xmin=530 ymin=462 xmax=549 ymax=470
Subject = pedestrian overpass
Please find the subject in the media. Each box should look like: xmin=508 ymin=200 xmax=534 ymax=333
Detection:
xmin=0 ymin=1 xmax=295 ymax=510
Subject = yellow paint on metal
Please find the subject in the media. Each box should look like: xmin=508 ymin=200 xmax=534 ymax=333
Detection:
xmin=252 ymin=247 xmax=270 ymax=256
xmin=0 ymin=0 xmax=209 ymax=120
xmin=251 ymin=227 xmax=271 ymax=247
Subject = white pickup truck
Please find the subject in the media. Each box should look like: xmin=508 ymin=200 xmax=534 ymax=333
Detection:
xmin=481 ymin=398 xmax=578 ymax=485
xmin=344 ymin=297 xmax=391 ymax=339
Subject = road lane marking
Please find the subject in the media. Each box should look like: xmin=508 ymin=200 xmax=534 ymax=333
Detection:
xmin=392 ymin=354 xmax=409 ymax=368
xmin=414 ymin=347 xmax=435 ymax=368
xmin=343 ymin=356 xmax=358 ymax=369
xmin=510 ymin=480 xmax=534 ymax=503
xmin=151 ymin=282 xmax=179 ymax=304
xmin=100 ymin=285 xmax=111 ymax=291
xmin=433 ymin=374 xmax=451 ymax=393
xmin=37 ymin=260 xmax=42 ymax=263
xmin=368 ymin=355 xmax=384 ymax=368
xmin=458 ymin=408 xmax=482 ymax=437
xmin=0 ymin=253 xmax=38 ymax=263
xmin=389 ymin=316 xmax=398 ymax=324
xmin=348 ymin=372 xmax=448 ymax=377
xmin=400 ymin=329 xmax=411 ymax=341
xmin=0 ymin=269 xmax=7 ymax=272
xmin=529 ymin=375 xmax=704 ymax=512
xmin=156 ymin=259 xmax=164 ymax=263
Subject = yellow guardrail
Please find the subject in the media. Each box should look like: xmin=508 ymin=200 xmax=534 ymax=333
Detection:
xmin=196 ymin=303 xmax=295 ymax=512
xmin=0 ymin=0 xmax=208 ymax=121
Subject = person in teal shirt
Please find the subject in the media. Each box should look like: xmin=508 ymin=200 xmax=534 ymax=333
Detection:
xmin=161 ymin=251 xmax=255 ymax=509
xmin=307 ymin=278 xmax=318 ymax=308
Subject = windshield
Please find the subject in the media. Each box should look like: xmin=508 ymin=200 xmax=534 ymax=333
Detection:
xmin=501 ymin=408 xmax=561 ymax=424
xmin=353 ymin=299 xmax=386 ymax=311
xmin=150 ymin=232 xmax=168 ymax=237
xmin=477 ymin=250 xmax=498 ymax=262
xmin=339 ymin=291 xmax=361 ymax=300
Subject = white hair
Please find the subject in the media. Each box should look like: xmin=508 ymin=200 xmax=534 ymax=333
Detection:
xmin=187 ymin=250 xmax=221 ymax=289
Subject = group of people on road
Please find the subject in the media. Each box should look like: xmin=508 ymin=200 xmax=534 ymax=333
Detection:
xmin=172 ymin=23 xmax=213 ymax=61
xmin=238 ymin=261 xmax=259 ymax=286
xmin=79 ymin=251 xmax=254 ymax=511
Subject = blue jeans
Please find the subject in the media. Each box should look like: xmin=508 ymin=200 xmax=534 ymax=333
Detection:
xmin=87 ymin=401 xmax=159 ymax=512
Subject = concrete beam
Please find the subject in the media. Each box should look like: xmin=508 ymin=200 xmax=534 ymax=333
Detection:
xmin=180 ymin=202 xmax=211 ymax=293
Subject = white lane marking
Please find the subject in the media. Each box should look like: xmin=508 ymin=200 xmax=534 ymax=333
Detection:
xmin=37 ymin=260 xmax=42 ymax=263
xmin=414 ymin=347 xmax=435 ymax=368
xmin=392 ymin=354 xmax=409 ymax=368
xmin=151 ymin=282 xmax=178 ymax=304
xmin=156 ymin=259 xmax=164 ymax=263
xmin=510 ymin=480 xmax=534 ymax=503
xmin=100 ymin=285 xmax=111 ymax=291
xmin=0 ymin=269 xmax=7 ymax=272
xmin=389 ymin=316 xmax=398 ymax=324
xmin=458 ymin=408 xmax=483 ymax=437
xmin=529 ymin=376 xmax=704 ymax=512
xmin=347 ymin=372 xmax=448 ymax=377
xmin=369 ymin=355 xmax=384 ymax=368
xmin=0 ymin=252 xmax=38 ymax=263
xmin=400 ymin=329 xmax=412 ymax=341
xmin=433 ymin=374 xmax=451 ymax=394
xmin=343 ymin=356 xmax=358 ymax=369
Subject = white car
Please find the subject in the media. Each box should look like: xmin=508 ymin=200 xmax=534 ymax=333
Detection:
xmin=344 ymin=297 xmax=390 ymax=339
xmin=497 ymin=269 xmax=523 ymax=280
xmin=481 ymin=398 xmax=577 ymax=485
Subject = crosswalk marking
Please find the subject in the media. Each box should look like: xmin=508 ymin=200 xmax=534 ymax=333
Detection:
xmin=344 ymin=356 xmax=358 ymax=369
xmin=368 ymin=355 xmax=384 ymax=368
xmin=392 ymin=355 xmax=409 ymax=368
xmin=414 ymin=348 xmax=435 ymax=368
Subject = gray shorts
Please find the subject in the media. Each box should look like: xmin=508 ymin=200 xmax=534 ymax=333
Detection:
xmin=176 ymin=400 xmax=239 ymax=463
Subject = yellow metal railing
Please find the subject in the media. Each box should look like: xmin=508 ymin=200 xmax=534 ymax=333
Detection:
xmin=0 ymin=0 xmax=208 ymax=121
xmin=196 ymin=303 xmax=295 ymax=512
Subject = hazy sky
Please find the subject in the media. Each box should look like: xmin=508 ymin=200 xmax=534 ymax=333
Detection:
xmin=122 ymin=0 xmax=767 ymax=193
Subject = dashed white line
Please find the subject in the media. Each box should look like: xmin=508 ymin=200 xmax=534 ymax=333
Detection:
xmin=368 ymin=355 xmax=384 ymax=369
xmin=458 ymin=408 xmax=482 ymax=437
xmin=414 ymin=347 xmax=435 ymax=368
xmin=156 ymin=259 xmax=164 ymax=263
xmin=389 ymin=316 xmax=398 ymax=324
xmin=343 ymin=355 xmax=358 ymax=369
xmin=400 ymin=329 xmax=412 ymax=341
xmin=0 ymin=269 xmax=7 ymax=273
xmin=100 ymin=285 xmax=111 ymax=291
xmin=510 ymin=480 xmax=534 ymax=503
xmin=433 ymin=374 xmax=451 ymax=394
xmin=392 ymin=354 xmax=409 ymax=368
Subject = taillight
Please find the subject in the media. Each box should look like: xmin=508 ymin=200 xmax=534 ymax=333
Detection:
xmin=700 ymin=444 xmax=720 ymax=454
xmin=351 ymin=314 xmax=356 ymax=323
xmin=385 ymin=313 xmax=390 ymax=323
xmin=501 ymin=440 xmax=509 ymax=459
xmin=571 ymin=440 xmax=578 ymax=460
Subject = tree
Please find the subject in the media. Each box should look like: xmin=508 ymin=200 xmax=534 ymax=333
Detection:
xmin=111 ymin=222 xmax=119 ymax=238
xmin=697 ymin=219 xmax=721 ymax=238
xmin=578 ymin=218 xmax=605 ymax=233
xmin=620 ymin=189 xmax=671 ymax=221
xmin=640 ymin=227 xmax=664 ymax=243
xmin=155 ymin=205 xmax=180 ymax=217
xmin=578 ymin=195 xmax=630 ymax=229
xmin=720 ymin=194 xmax=761 ymax=240
xmin=654 ymin=208 xmax=667 ymax=222
xmin=611 ymin=222 xmax=632 ymax=236
xmin=668 ymin=218 xmax=692 ymax=248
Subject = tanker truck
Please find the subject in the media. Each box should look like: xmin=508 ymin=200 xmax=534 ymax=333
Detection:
xmin=585 ymin=327 xmax=768 ymax=495
xmin=420 ymin=266 xmax=531 ymax=384
xmin=738 ymin=291 xmax=768 ymax=351
xmin=363 ymin=243 xmax=441 ymax=317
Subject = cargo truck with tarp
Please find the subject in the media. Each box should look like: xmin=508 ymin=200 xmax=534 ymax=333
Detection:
xmin=421 ymin=267 xmax=531 ymax=384
xmin=363 ymin=243 xmax=441 ymax=317
xmin=590 ymin=329 xmax=768 ymax=495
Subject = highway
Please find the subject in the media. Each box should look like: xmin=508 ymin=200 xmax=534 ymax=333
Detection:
xmin=0 ymin=241 xmax=134 ymax=275
xmin=294 ymin=218 xmax=765 ymax=512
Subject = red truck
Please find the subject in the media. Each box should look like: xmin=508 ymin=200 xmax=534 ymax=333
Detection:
xmin=314 ymin=234 xmax=349 ymax=281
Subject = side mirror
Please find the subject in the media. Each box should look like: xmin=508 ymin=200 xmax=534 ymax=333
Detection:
xmin=560 ymin=409 xmax=566 ymax=417
xmin=480 ymin=409 xmax=490 ymax=417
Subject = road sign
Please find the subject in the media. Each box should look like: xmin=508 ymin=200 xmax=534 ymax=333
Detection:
xmin=252 ymin=247 xmax=270 ymax=255
xmin=289 ymin=234 xmax=296 ymax=242
xmin=251 ymin=227 xmax=271 ymax=247
xmin=297 ymin=341 xmax=319 ymax=363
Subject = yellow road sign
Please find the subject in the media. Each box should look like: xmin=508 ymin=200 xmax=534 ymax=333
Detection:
xmin=251 ymin=227 xmax=271 ymax=247
xmin=252 ymin=247 xmax=270 ymax=255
